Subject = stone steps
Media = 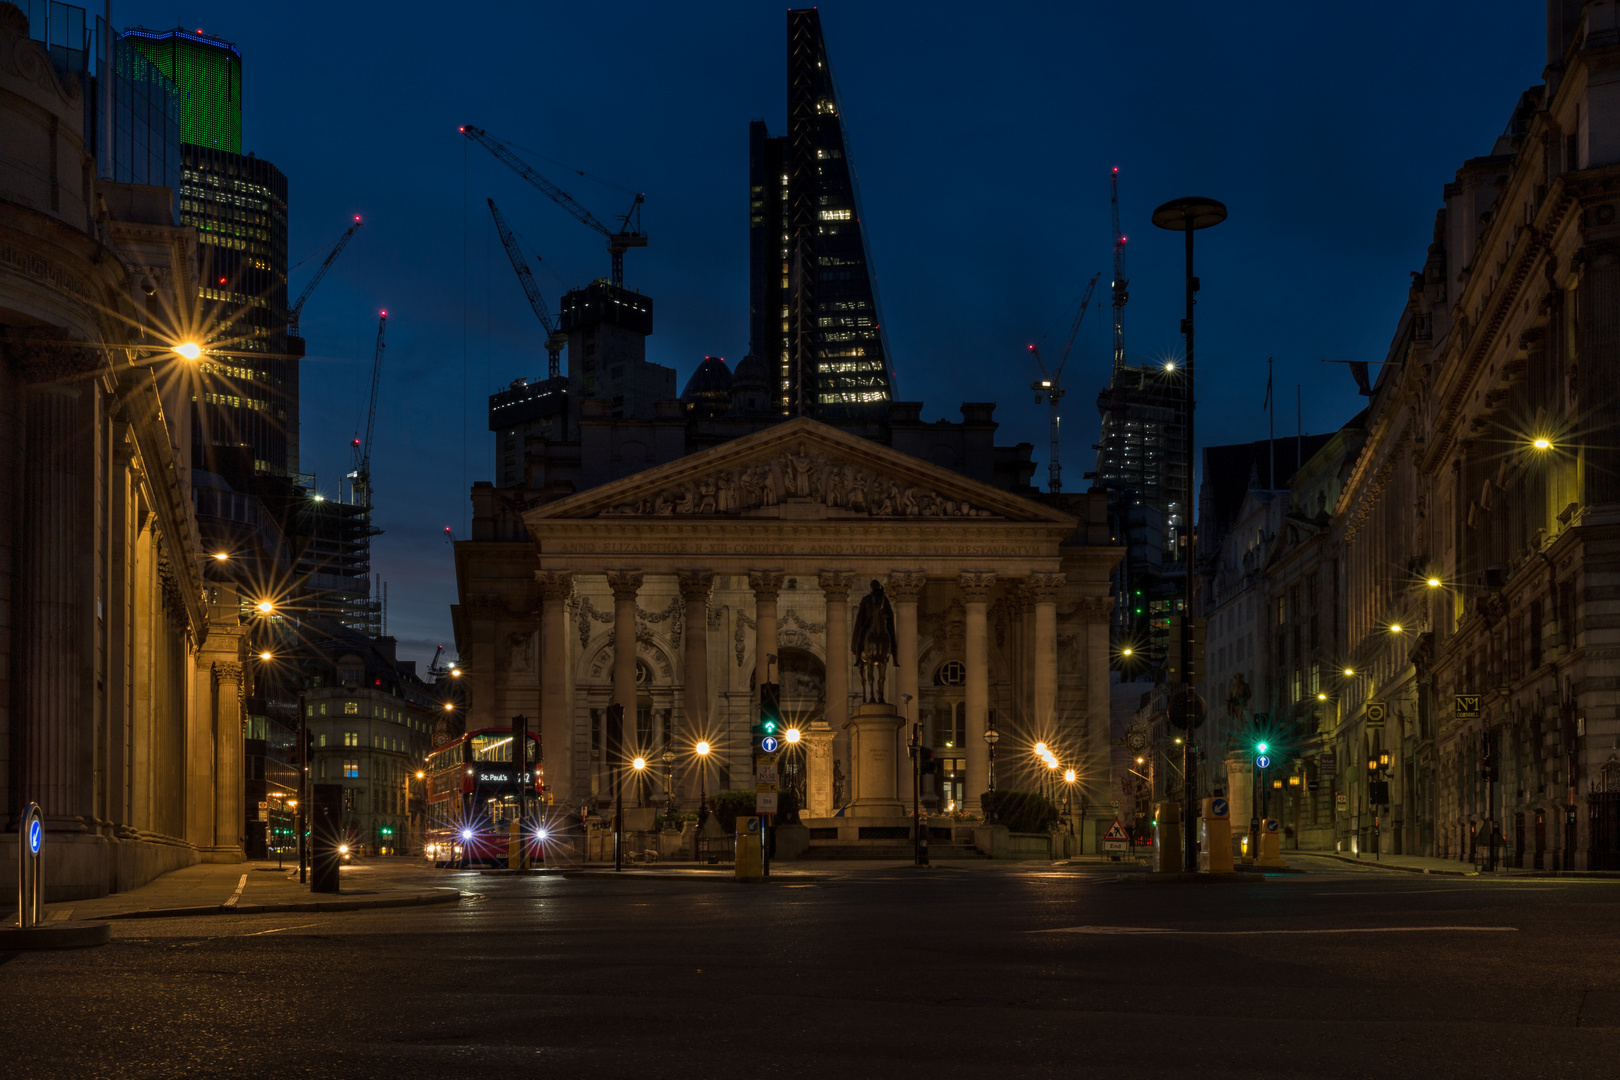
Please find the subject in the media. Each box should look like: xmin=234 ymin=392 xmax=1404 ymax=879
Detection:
xmin=797 ymin=843 xmax=985 ymax=860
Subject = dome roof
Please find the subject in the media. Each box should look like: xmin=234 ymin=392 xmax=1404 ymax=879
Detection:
xmin=731 ymin=351 xmax=770 ymax=390
xmin=680 ymin=356 xmax=733 ymax=402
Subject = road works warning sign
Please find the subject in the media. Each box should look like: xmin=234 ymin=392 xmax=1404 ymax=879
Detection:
xmin=1103 ymin=818 xmax=1129 ymax=853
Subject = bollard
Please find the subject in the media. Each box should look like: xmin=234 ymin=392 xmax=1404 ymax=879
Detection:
xmin=17 ymin=803 xmax=42 ymax=928
xmin=1257 ymin=818 xmax=1286 ymax=867
xmin=1200 ymin=796 xmax=1234 ymax=873
xmin=508 ymin=818 xmax=522 ymax=870
xmin=735 ymin=816 xmax=763 ymax=879
xmin=1152 ymin=800 xmax=1181 ymax=873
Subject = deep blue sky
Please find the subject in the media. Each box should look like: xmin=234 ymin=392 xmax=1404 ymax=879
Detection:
xmin=118 ymin=1 xmax=1542 ymax=665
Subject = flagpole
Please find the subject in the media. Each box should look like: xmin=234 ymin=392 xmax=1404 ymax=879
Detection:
xmin=1266 ymin=357 xmax=1275 ymax=489
xmin=1297 ymin=384 xmax=1303 ymax=473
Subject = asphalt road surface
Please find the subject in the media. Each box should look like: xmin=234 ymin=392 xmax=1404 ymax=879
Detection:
xmin=5 ymin=857 xmax=1620 ymax=1079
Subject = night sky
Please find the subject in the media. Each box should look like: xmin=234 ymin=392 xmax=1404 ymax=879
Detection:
xmin=114 ymin=1 xmax=1541 ymax=665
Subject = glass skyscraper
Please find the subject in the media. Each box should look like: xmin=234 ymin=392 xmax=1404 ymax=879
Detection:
xmin=124 ymin=26 xmax=243 ymax=153
xmin=750 ymin=8 xmax=896 ymax=418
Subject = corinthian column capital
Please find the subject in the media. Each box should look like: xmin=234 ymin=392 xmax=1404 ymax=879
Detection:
xmin=535 ymin=570 xmax=575 ymax=601
xmin=886 ymin=570 xmax=927 ymax=602
xmin=605 ymin=570 xmax=644 ymax=602
xmin=958 ymin=571 xmax=996 ymax=603
xmin=1027 ymin=571 xmax=1065 ymax=603
xmin=747 ymin=570 xmax=785 ymax=600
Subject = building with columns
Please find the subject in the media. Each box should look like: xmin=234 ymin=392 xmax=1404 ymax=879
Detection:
xmin=2 ymin=3 xmax=248 ymax=899
xmin=454 ymin=417 xmax=1123 ymax=848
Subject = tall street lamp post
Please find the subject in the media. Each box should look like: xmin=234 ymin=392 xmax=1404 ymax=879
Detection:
xmin=694 ymin=740 xmax=711 ymax=831
xmin=1152 ymin=194 xmax=1227 ymax=873
xmin=984 ymin=721 xmax=1000 ymax=820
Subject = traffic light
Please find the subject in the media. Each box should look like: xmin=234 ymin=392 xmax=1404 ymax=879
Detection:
xmin=753 ymin=681 xmax=782 ymax=753
xmin=918 ymin=747 xmax=936 ymax=777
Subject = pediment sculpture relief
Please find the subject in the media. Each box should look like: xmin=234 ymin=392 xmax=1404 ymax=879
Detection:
xmin=598 ymin=443 xmax=996 ymax=519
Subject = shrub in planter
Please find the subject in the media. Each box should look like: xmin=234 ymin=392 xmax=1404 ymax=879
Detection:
xmin=979 ymin=790 xmax=1059 ymax=833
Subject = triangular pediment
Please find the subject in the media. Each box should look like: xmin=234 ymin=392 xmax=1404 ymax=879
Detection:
xmin=525 ymin=417 xmax=1076 ymax=527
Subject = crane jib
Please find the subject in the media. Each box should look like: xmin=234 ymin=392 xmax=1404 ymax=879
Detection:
xmin=462 ymin=124 xmax=646 ymax=288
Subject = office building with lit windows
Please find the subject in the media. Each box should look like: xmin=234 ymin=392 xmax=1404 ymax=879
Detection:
xmin=748 ymin=7 xmax=896 ymax=418
xmin=302 ymin=633 xmax=439 ymax=855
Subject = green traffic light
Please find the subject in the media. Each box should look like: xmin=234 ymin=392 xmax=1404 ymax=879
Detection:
xmin=763 ymin=720 xmax=777 ymax=734
xmin=1256 ymin=741 xmax=1269 ymax=753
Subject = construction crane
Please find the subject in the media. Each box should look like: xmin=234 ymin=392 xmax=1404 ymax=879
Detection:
xmin=1110 ymin=168 xmax=1128 ymax=373
xmin=1029 ymin=272 xmax=1102 ymax=494
xmin=460 ymin=125 xmax=646 ymax=287
xmin=487 ymin=198 xmax=567 ymax=379
xmin=288 ymin=216 xmax=362 ymax=336
xmin=349 ymin=311 xmax=387 ymax=505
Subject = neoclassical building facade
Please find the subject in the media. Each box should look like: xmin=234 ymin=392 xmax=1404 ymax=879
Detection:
xmin=454 ymin=419 xmax=1122 ymax=842
xmin=2 ymin=6 xmax=245 ymax=899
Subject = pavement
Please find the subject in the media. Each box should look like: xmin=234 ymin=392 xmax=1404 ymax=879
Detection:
xmin=39 ymin=857 xmax=461 ymax=921
xmin=8 ymin=856 xmax=1620 ymax=1078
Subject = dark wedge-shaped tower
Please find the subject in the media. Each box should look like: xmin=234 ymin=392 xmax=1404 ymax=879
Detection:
xmin=750 ymin=8 xmax=896 ymax=419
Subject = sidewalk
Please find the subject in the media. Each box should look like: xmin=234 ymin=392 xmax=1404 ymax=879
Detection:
xmin=42 ymin=859 xmax=461 ymax=921
xmin=1301 ymin=851 xmax=1485 ymax=876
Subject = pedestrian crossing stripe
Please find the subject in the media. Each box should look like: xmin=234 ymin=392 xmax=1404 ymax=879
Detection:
xmin=1103 ymin=818 xmax=1128 ymax=841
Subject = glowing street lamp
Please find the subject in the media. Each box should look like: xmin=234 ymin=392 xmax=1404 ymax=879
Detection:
xmin=1533 ymin=437 xmax=1552 ymax=451
xmin=255 ymin=600 xmax=275 ymax=615
xmin=694 ymin=740 xmax=712 ymax=829
xmin=1426 ymin=577 xmax=1442 ymax=588
xmin=173 ymin=342 xmax=202 ymax=360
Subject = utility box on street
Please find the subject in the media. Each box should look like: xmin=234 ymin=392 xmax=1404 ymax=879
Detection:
xmin=1257 ymin=818 xmax=1285 ymax=867
xmin=1200 ymin=797 xmax=1234 ymax=873
xmin=1153 ymin=800 xmax=1181 ymax=873
xmin=735 ymin=816 xmax=763 ymax=879
xmin=311 ymin=783 xmax=344 ymax=894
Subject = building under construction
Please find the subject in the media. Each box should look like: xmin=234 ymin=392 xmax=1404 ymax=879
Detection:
xmin=1090 ymin=362 xmax=1189 ymax=654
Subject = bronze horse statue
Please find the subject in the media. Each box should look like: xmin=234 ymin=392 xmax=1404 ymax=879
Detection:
xmin=852 ymin=580 xmax=897 ymax=704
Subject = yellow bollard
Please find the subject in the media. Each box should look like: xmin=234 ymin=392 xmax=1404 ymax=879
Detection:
xmin=735 ymin=816 xmax=764 ymax=879
xmin=1257 ymin=818 xmax=1286 ymax=867
xmin=1200 ymin=796 xmax=1234 ymax=873
xmin=1153 ymin=800 xmax=1181 ymax=873
xmin=508 ymin=818 xmax=522 ymax=870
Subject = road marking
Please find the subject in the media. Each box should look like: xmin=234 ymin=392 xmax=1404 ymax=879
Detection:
xmin=1313 ymin=888 xmax=1558 ymax=896
xmin=242 ymin=923 xmax=318 ymax=936
xmin=1034 ymin=925 xmax=1518 ymax=935
xmin=223 ymin=874 xmax=248 ymax=908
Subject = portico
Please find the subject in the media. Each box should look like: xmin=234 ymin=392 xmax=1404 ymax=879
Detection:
xmin=459 ymin=417 xmax=1121 ymax=839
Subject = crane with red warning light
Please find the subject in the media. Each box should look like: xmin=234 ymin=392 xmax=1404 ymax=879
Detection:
xmin=1029 ymin=272 xmax=1101 ymax=494
xmin=460 ymin=125 xmax=645 ymax=287
xmin=349 ymin=311 xmax=386 ymax=507
xmin=486 ymin=198 xmax=567 ymax=379
xmin=288 ymin=216 xmax=362 ymax=337
xmin=1111 ymin=168 xmax=1129 ymax=373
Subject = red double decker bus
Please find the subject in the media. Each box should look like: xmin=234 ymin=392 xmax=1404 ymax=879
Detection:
xmin=424 ymin=729 xmax=547 ymax=867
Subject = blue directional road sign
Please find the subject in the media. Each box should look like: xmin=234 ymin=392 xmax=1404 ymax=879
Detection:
xmin=761 ymin=736 xmax=780 ymax=754
xmin=1255 ymin=755 xmax=1272 ymax=770
xmin=1211 ymin=798 xmax=1229 ymax=818
xmin=1263 ymin=819 xmax=1281 ymax=833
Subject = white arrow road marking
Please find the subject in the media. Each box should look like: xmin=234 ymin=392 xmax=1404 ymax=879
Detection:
xmin=1033 ymin=925 xmax=1518 ymax=935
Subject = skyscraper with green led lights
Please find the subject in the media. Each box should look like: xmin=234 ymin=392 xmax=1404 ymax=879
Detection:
xmin=124 ymin=26 xmax=241 ymax=152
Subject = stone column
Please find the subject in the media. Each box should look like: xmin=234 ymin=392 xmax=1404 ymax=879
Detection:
xmin=960 ymin=572 xmax=996 ymax=804
xmin=606 ymin=571 xmax=643 ymax=757
xmin=813 ymin=571 xmax=855 ymax=819
xmin=888 ymin=571 xmax=927 ymax=794
xmin=748 ymin=571 xmax=784 ymax=692
xmin=20 ymin=383 xmax=86 ymax=826
xmin=1030 ymin=572 xmax=1065 ymax=737
xmin=677 ymin=571 xmax=713 ymax=802
xmin=536 ymin=571 xmax=574 ymax=803
xmin=818 ymin=572 xmax=855 ymax=729
xmin=187 ymin=661 xmax=216 ymax=847
xmin=214 ymin=661 xmax=244 ymax=855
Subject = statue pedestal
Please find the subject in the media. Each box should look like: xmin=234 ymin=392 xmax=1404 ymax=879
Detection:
xmin=844 ymin=703 xmax=905 ymax=818
xmin=803 ymin=722 xmax=837 ymax=819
